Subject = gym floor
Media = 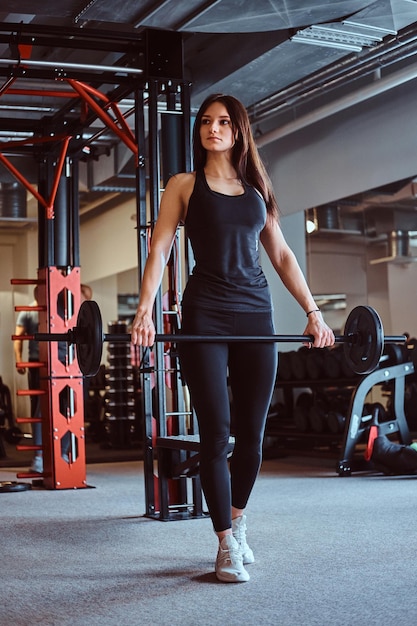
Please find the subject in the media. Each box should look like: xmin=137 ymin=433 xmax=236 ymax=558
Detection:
xmin=1 ymin=456 xmax=416 ymax=626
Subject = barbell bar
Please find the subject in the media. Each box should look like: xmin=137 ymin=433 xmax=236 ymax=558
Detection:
xmin=13 ymin=301 xmax=407 ymax=378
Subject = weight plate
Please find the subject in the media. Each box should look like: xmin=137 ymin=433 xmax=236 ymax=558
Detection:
xmin=322 ymin=349 xmax=341 ymax=379
xmin=0 ymin=481 xmax=32 ymax=493
xmin=343 ymin=305 xmax=383 ymax=375
xmin=327 ymin=410 xmax=345 ymax=434
xmin=383 ymin=344 xmax=405 ymax=366
xmin=76 ymin=300 xmax=103 ymax=377
xmin=293 ymin=406 xmax=309 ymax=432
xmin=339 ymin=345 xmax=356 ymax=378
xmin=309 ymin=406 xmax=327 ymax=433
xmin=305 ymin=350 xmax=324 ymax=379
xmin=288 ymin=348 xmax=308 ymax=380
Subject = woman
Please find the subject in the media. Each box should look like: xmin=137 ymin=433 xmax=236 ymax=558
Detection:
xmin=131 ymin=94 xmax=334 ymax=583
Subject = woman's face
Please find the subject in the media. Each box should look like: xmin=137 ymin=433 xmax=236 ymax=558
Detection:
xmin=199 ymin=101 xmax=235 ymax=154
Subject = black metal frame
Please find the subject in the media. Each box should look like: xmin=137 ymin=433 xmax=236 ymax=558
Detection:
xmin=138 ymin=78 xmax=206 ymax=521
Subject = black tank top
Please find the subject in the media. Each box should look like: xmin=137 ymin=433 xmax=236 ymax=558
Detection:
xmin=181 ymin=169 xmax=272 ymax=312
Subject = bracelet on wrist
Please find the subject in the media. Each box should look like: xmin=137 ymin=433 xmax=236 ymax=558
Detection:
xmin=306 ymin=309 xmax=320 ymax=317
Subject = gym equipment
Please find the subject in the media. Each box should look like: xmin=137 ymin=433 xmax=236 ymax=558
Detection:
xmin=0 ymin=481 xmax=32 ymax=493
xmin=337 ymin=361 xmax=414 ymax=475
xmin=104 ymin=320 xmax=137 ymax=448
xmin=308 ymin=404 xmax=328 ymax=434
xmin=0 ymin=377 xmax=32 ymax=447
xmin=157 ymin=434 xmax=235 ymax=480
xmin=5 ymin=44 xmax=191 ymax=506
xmin=2 ymin=426 xmax=31 ymax=445
xmin=305 ymin=349 xmax=326 ymax=379
xmin=293 ymin=392 xmax=314 ymax=432
xmin=327 ymin=410 xmax=346 ymax=435
xmin=369 ymin=433 xmax=417 ymax=475
xmin=288 ymin=347 xmax=310 ymax=379
xmin=322 ymin=348 xmax=342 ymax=379
xmin=12 ymin=301 xmax=407 ymax=378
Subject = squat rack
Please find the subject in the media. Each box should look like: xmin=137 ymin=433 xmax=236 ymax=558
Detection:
xmin=3 ymin=25 xmax=201 ymax=518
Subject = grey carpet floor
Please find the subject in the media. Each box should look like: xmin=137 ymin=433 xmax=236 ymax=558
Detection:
xmin=1 ymin=457 xmax=416 ymax=626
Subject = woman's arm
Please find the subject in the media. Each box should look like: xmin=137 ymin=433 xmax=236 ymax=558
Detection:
xmin=260 ymin=214 xmax=334 ymax=348
xmin=13 ymin=324 xmax=27 ymax=374
xmin=131 ymin=173 xmax=193 ymax=346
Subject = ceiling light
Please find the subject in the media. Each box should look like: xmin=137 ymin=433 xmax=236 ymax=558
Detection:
xmin=0 ymin=104 xmax=52 ymax=112
xmin=291 ymin=33 xmax=362 ymax=52
xmin=291 ymin=24 xmax=382 ymax=52
xmin=306 ymin=219 xmax=317 ymax=234
xmin=343 ymin=20 xmax=396 ymax=36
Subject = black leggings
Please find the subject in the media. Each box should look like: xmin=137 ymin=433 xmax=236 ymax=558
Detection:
xmin=179 ymin=306 xmax=278 ymax=532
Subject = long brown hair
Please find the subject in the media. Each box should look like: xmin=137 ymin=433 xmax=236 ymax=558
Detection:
xmin=192 ymin=93 xmax=279 ymax=218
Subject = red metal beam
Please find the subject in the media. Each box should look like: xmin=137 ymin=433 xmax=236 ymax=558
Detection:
xmin=67 ymin=78 xmax=137 ymax=154
xmin=0 ymin=152 xmax=48 ymax=208
xmin=0 ymin=135 xmax=72 ymax=218
xmin=73 ymin=80 xmax=136 ymax=144
xmin=46 ymin=135 xmax=72 ymax=219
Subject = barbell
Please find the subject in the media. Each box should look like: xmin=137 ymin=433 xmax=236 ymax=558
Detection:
xmin=13 ymin=301 xmax=407 ymax=378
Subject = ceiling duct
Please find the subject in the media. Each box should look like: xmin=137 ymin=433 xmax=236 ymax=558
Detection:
xmin=306 ymin=205 xmax=363 ymax=236
xmin=306 ymin=206 xmax=341 ymax=234
xmin=370 ymin=229 xmax=417 ymax=265
xmin=316 ymin=205 xmax=341 ymax=231
xmin=388 ymin=230 xmax=410 ymax=258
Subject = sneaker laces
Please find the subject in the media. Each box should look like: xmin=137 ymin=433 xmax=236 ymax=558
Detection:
xmin=217 ymin=536 xmax=242 ymax=567
xmin=232 ymin=516 xmax=248 ymax=546
xmin=215 ymin=535 xmax=250 ymax=582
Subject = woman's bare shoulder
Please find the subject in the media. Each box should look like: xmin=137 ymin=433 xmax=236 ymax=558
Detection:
xmin=166 ymin=171 xmax=196 ymax=189
xmin=160 ymin=172 xmax=196 ymax=223
xmin=165 ymin=172 xmax=196 ymax=207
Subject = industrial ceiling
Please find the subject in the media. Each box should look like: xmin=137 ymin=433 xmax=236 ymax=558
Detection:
xmin=1 ymin=0 xmax=417 ymax=232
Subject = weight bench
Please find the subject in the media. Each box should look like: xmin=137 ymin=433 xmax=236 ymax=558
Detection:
xmin=151 ymin=434 xmax=235 ymax=522
xmin=156 ymin=434 xmax=235 ymax=479
xmin=337 ymin=361 xmax=414 ymax=475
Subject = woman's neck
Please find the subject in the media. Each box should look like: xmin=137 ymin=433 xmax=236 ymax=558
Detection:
xmin=203 ymin=167 xmax=244 ymax=196
xmin=203 ymin=155 xmax=238 ymax=181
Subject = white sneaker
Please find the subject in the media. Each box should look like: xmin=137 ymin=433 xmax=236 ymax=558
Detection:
xmin=232 ymin=515 xmax=255 ymax=564
xmin=215 ymin=535 xmax=250 ymax=583
xmin=30 ymin=455 xmax=43 ymax=473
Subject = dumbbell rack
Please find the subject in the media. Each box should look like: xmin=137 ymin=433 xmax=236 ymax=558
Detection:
xmin=266 ymin=377 xmax=360 ymax=456
xmin=266 ymin=355 xmax=414 ymax=474
xmin=104 ymin=321 xmax=136 ymax=449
